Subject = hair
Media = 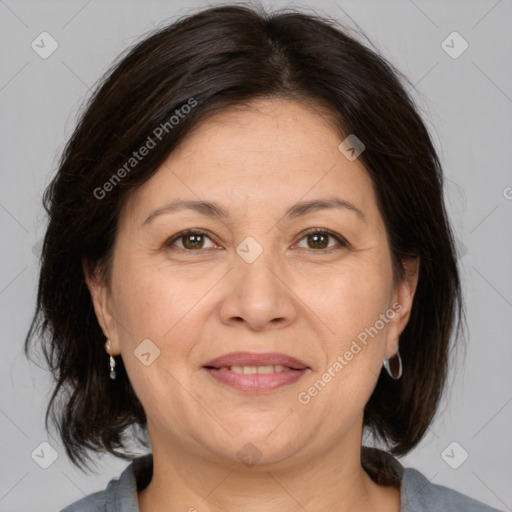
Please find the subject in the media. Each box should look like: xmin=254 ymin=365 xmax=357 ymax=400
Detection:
xmin=24 ymin=3 xmax=464 ymax=475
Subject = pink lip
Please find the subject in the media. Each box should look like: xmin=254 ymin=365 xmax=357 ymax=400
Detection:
xmin=203 ymin=351 xmax=309 ymax=370
xmin=202 ymin=352 xmax=310 ymax=394
xmin=204 ymin=367 xmax=308 ymax=393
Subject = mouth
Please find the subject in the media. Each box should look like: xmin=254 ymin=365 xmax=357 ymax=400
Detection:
xmin=202 ymin=352 xmax=310 ymax=393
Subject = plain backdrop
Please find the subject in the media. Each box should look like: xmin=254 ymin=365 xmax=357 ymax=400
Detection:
xmin=1 ymin=0 xmax=511 ymax=511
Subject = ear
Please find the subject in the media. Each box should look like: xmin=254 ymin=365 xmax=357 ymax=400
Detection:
xmin=82 ymin=258 xmax=121 ymax=355
xmin=384 ymin=257 xmax=420 ymax=359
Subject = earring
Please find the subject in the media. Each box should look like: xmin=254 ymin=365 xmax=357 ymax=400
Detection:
xmin=105 ymin=339 xmax=116 ymax=380
xmin=383 ymin=349 xmax=402 ymax=380
xmin=109 ymin=355 xmax=117 ymax=380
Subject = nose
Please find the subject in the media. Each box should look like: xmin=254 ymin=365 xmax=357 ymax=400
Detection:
xmin=218 ymin=245 xmax=298 ymax=331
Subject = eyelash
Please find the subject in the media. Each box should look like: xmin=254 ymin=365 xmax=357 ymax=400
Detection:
xmin=164 ymin=228 xmax=348 ymax=253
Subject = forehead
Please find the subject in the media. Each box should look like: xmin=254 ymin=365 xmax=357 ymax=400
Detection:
xmin=120 ymin=98 xmax=381 ymax=227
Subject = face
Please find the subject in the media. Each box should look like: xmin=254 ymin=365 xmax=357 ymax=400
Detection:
xmin=86 ymin=98 xmax=418 ymax=469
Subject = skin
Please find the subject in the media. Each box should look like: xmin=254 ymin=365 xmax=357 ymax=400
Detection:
xmin=85 ymin=98 xmax=419 ymax=512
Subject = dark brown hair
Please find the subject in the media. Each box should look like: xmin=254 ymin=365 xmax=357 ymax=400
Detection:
xmin=24 ymin=3 xmax=464 ymax=473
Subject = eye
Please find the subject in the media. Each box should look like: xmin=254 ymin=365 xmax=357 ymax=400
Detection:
xmin=164 ymin=229 xmax=218 ymax=251
xmin=294 ymin=229 xmax=347 ymax=251
xmin=164 ymin=228 xmax=348 ymax=253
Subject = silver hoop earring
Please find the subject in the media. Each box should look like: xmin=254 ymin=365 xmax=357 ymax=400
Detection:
xmin=383 ymin=350 xmax=402 ymax=380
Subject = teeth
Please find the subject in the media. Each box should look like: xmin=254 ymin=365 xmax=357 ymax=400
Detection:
xmin=226 ymin=365 xmax=290 ymax=374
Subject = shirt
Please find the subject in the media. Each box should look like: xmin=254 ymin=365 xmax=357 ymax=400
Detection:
xmin=58 ymin=451 xmax=503 ymax=511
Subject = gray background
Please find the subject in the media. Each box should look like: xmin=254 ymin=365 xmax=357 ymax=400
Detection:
xmin=1 ymin=0 xmax=511 ymax=511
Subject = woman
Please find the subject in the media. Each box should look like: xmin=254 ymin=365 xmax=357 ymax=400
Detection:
xmin=24 ymin=4 xmax=502 ymax=511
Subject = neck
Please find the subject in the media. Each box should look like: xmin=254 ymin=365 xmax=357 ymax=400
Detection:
xmin=138 ymin=430 xmax=401 ymax=512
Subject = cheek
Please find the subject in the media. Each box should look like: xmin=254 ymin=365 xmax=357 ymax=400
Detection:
xmin=293 ymin=257 xmax=393 ymax=412
xmin=294 ymin=258 xmax=392 ymax=342
xmin=113 ymin=254 xmax=211 ymax=341
xmin=111 ymin=259 xmax=208 ymax=415
xmin=296 ymin=273 xmax=390 ymax=424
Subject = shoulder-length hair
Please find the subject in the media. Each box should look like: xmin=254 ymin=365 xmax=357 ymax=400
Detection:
xmin=25 ymin=3 xmax=464 ymax=472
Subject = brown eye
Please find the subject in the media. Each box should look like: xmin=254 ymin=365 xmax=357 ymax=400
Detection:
xmin=182 ymin=233 xmax=206 ymax=249
xmin=295 ymin=229 xmax=347 ymax=251
xmin=165 ymin=230 xmax=216 ymax=251
xmin=306 ymin=232 xmax=329 ymax=249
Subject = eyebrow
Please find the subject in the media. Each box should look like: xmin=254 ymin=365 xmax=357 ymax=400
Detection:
xmin=142 ymin=197 xmax=365 ymax=226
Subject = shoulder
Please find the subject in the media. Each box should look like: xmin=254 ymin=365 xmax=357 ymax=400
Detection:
xmin=58 ymin=488 xmax=107 ymax=512
xmin=362 ymin=448 xmax=503 ymax=512
xmin=401 ymin=467 xmax=504 ymax=512
xmin=58 ymin=453 xmax=153 ymax=512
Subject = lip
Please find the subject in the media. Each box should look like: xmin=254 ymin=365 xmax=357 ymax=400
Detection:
xmin=202 ymin=352 xmax=310 ymax=394
xmin=203 ymin=351 xmax=309 ymax=370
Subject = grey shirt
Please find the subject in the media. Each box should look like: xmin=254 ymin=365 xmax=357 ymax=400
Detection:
xmin=59 ymin=452 xmax=503 ymax=511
